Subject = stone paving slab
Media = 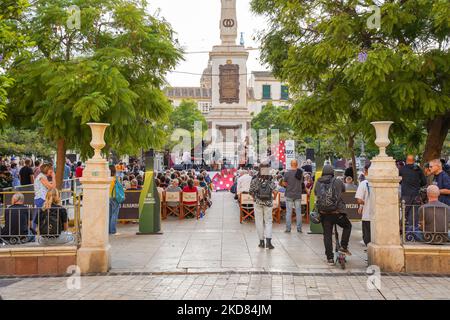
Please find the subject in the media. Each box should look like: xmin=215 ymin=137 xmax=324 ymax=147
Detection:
xmin=1 ymin=273 xmax=449 ymax=300
xmin=110 ymin=192 xmax=369 ymax=274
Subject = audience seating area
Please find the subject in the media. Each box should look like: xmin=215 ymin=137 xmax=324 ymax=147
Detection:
xmin=158 ymin=188 xmax=211 ymax=220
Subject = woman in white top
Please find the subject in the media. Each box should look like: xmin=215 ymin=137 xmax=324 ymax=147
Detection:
xmin=34 ymin=163 xmax=56 ymax=208
xmin=33 ymin=163 xmax=56 ymax=233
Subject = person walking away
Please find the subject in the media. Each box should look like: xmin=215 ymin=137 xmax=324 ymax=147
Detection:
xmin=429 ymin=159 xmax=450 ymax=206
xmin=314 ymin=165 xmax=352 ymax=265
xmin=19 ymin=159 xmax=34 ymax=186
xmin=399 ymin=155 xmax=427 ymax=226
xmin=283 ymin=159 xmax=304 ymax=233
xmin=249 ymin=162 xmax=276 ymax=249
xmin=355 ymin=163 xmax=372 ymax=247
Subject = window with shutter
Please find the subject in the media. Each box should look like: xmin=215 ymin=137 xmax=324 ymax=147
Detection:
xmin=262 ymin=85 xmax=271 ymax=100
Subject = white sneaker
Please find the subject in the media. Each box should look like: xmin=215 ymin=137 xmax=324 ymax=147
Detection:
xmin=359 ymin=240 xmax=365 ymax=246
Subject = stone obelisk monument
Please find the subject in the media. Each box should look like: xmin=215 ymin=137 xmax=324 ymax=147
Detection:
xmin=206 ymin=0 xmax=252 ymax=164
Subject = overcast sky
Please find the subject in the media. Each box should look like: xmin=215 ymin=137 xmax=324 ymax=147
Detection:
xmin=147 ymin=0 xmax=268 ymax=87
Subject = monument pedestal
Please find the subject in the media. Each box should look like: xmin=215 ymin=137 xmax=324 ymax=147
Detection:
xmin=367 ymin=156 xmax=405 ymax=272
xmin=77 ymin=246 xmax=111 ymax=273
xmin=77 ymin=158 xmax=112 ymax=273
xmin=76 ymin=123 xmax=112 ymax=274
xmin=368 ymin=244 xmax=405 ymax=272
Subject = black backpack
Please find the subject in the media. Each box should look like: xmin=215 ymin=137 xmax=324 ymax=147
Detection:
xmin=295 ymin=168 xmax=304 ymax=182
xmin=316 ymin=178 xmax=339 ymax=212
xmin=39 ymin=208 xmax=60 ymax=236
xmin=257 ymin=179 xmax=273 ymax=201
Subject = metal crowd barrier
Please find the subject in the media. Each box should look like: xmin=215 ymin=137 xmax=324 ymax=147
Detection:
xmin=10 ymin=178 xmax=83 ymax=204
xmin=400 ymin=200 xmax=450 ymax=244
xmin=0 ymin=205 xmax=81 ymax=247
xmin=0 ymin=190 xmax=82 ymax=246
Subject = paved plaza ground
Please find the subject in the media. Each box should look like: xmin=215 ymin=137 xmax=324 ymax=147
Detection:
xmin=1 ymin=273 xmax=450 ymax=300
xmin=1 ymin=192 xmax=449 ymax=300
xmin=110 ymin=192 xmax=368 ymax=273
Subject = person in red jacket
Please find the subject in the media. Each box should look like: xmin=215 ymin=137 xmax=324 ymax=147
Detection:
xmin=75 ymin=162 xmax=83 ymax=178
xmin=182 ymin=179 xmax=198 ymax=205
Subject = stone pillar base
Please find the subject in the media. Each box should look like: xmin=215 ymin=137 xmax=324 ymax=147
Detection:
xmin=77 ymin=245 xmax=111 ymax=274
xmin=368 ymin=243 xmax=405 ymax=272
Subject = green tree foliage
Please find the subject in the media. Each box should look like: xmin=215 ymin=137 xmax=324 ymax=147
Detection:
xmin=251 ymin=0 xmax=450 ymax=163
xmin=251 ymin=102 xmax=294 ymax=152
xmin=0 ymin=0 xmax=32 ymax=119
xmin=168 ymin=99 xmax=207 ymax=133
xmin=5 ymin=0 xmax=183 ymax=187
xmin=0 ymin=127 xmax=53 ymax=158
xmin=251 ymin=103 xmax=292 ymax=135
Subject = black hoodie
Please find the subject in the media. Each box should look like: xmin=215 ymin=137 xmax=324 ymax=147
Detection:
xmin=314 ymin=165 xmax=346 ymax=212
xmin=399 ymin=164 xmax=426 ymax=197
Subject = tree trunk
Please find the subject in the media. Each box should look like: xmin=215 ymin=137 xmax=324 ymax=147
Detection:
xmin=423 ymin=112 xmax=450 ymax=163
xmin=348 ymin=135 xmax=357 ymax=183
xmin=55 ymin=138 xmax=66 ymax=190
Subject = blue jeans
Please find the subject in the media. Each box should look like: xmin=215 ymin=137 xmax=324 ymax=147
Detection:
xmin=109 ymin=198 xmax=120 ymax=234
xmin=286 ymin=198 xmax=302 ymax=231
xmin=32 ymin=198 xmax=45 ymax=232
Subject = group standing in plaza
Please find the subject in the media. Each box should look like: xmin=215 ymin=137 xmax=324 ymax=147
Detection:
xmin=231 ymin=154 xmax=450 ymax=266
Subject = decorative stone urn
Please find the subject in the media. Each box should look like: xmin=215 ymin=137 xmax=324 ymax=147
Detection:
xmin=87 ymin=123 xmax=110 ymax=160
xmin=371 ymin=121 xmax=393 ymax=157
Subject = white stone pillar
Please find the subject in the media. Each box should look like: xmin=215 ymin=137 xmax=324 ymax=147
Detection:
xmin=77 ymin=123 xmax=112 ymax=273
xmin=367 ymin=121 xmax=405 ymax=272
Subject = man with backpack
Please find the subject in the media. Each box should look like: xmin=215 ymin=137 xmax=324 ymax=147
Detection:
xmin=314 ymin=165 xmax=352 ymax=265
xmin=249 ymin=162 xmax=277 ymax=249
xmin=283 ymin=159 xmax=304 ymax=233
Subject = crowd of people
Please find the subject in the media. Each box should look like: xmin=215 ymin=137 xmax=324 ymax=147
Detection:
xmin=230 ymin=155 xmax=449 ymax=266
xmin=113 ymin=160 xmax=146 ymax=191
xmin=1 ymin=155 xmax=75 ymax=244
xmin=156 ymin=168 xmax=213 ymax=214
xmin=1 ymin=152 xmax=449 ymax=267
xmin=0 ymin=156 xmax=85 ymax=191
